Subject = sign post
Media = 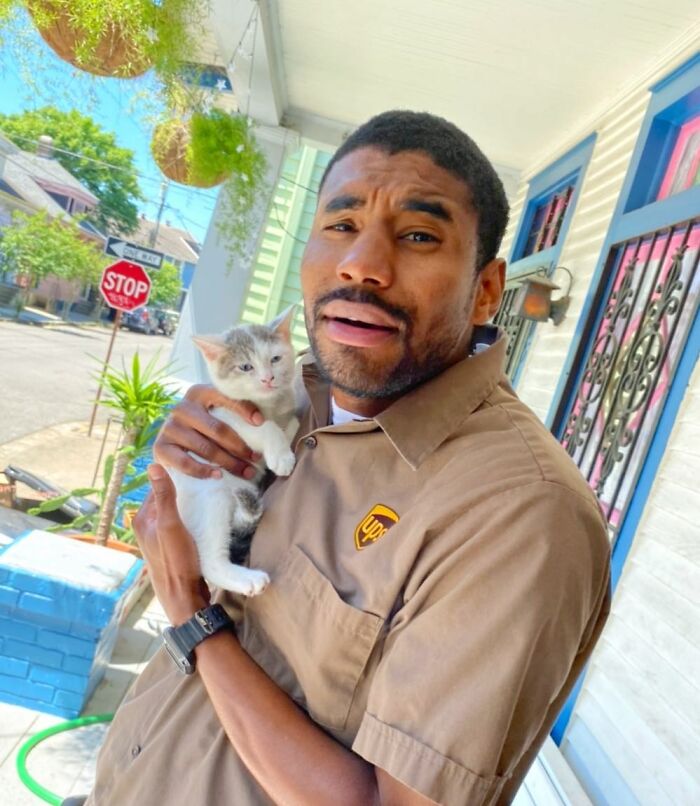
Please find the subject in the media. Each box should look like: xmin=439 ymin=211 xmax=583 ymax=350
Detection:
xmin=88 ymin=260 xmax=153 ymax=436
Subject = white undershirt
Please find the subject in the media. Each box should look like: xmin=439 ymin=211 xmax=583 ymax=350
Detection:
xmin=330 ymin=396 xmax=368 ymax=425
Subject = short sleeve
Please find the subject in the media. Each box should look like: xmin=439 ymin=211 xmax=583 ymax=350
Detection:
xmin=352 ymin=481 xmax=610 ymax=805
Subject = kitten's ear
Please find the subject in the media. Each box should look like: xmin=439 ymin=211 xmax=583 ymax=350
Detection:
xmin=192 ymin=334 xmax=227 ymax=362
xmin=272 ymin=305 xmax=297 ymax=343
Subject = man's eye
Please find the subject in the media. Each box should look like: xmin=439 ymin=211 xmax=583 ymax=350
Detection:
xmin=326 ymin=222 xmax=355 ymax=232
xmin=239 ymin=363 xmax=254 ymax=372
xmin=403 ymin=231 xmax=438 ymax=243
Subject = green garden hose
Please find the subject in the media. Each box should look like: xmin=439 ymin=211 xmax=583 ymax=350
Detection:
xmin=16 ymin=713 xmax=114 ymax=805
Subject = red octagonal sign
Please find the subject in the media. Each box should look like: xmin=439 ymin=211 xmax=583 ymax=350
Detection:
xmin=100 ymin=260 xmax=152 ymax=312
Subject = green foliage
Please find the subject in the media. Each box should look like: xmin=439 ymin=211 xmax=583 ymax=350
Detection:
xmin=149 ymin=260 xmax=182 ymax=307
xmin=152 ymin=105 xmax=267 ymax=264
xmin=17 ymin=0 xmax=206 ymax=80
xmin=98 ymin=351 xmax=177 ymax=440
xmin=0 ymin=106 xmax=143 ymax=234
xmin=0 ymin=210 xmax=102 ymax=298
xmin=29 ymin=351 xmax=177 ymax=542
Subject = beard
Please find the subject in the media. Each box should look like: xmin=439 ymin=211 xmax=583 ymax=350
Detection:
xmin=307 ymin=286 xmax=473 ymax=399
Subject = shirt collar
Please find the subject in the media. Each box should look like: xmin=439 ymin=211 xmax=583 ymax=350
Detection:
xmin=301 ymin=325 xmax=506 ymax=469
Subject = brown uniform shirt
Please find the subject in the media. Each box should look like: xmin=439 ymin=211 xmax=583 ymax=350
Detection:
xmin=87 ymin=335 xmax=610 ymax=806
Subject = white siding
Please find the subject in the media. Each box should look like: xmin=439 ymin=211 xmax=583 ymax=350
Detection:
xmin=562 ymin=362 xmax=700 ymax=804
xmin=501 ymin=40 xmax=700 ymax=806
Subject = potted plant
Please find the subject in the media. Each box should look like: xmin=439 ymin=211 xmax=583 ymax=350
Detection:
xmin=151 ymin=98 xmax=267 ymax=261
xmin=0 ymin=0 xmax=206 ymax=79
xmin=29 ymin=352 xmax=177 ymax=547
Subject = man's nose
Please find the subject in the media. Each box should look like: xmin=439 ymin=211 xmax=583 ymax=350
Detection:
xmin=336 ymin=228 xmax=393 ymax=287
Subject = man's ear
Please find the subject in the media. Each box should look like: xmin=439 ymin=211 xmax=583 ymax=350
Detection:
xmin=470 ymin=259 xmax=506 ymax=325
xmin=192 ymin=334 xmax=227 ymax=362
xmin=272 ymin=305 xmax=297 ymax=343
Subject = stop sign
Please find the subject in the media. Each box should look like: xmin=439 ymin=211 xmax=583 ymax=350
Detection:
xmin=100 ymin=260 xmax=152 ymax=312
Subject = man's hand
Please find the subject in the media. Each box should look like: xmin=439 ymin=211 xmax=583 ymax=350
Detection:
xmin=133 ymin=464 xmax=210 ymax=625
xmin=154 ymin=384 xmax=264 ymax=480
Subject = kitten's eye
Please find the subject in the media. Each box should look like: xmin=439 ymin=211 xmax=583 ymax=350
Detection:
xmin=239 ymin=363 xmax=254 ymax=372
xmin=271 ymin=355 xmax=282 ymax=364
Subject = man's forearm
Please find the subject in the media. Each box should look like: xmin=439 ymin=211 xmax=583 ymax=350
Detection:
xmin=195 ymin=629 xmax=380 ymax=806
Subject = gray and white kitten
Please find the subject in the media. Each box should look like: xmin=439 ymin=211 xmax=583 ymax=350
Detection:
xmin=169 ymin=310 xmax=299 ymax=596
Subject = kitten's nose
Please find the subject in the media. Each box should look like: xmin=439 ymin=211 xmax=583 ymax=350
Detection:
xmin=261 ymin=376 xmax=274 ymax=386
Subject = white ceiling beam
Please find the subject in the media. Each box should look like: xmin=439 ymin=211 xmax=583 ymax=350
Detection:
xmin=207 ymin=0 xmax=285 ymax=128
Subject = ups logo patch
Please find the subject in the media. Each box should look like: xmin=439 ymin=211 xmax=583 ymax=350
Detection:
xmin=354 ymin=504 xmax=399 ymax=551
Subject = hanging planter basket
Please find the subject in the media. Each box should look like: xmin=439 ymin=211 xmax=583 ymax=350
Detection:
xmin=26 ymin=1 xmax=152 ymax=78
xmin=151 ymin=117 xmax=230 ymax=188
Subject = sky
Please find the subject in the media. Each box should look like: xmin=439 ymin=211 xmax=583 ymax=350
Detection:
xmin=0 ymin=12 xmax=219 ymax=244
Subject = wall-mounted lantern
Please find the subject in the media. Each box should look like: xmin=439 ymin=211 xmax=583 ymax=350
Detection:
xmin=514 ymin=267 xmax=573 ymax=326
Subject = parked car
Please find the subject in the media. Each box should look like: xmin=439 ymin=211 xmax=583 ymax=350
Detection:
xmin=122 ymin=306 xmax=159 ymax=334
xmin=153 ymin=308 xmax=179 ymax=336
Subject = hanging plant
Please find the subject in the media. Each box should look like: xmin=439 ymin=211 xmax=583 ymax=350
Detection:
xmin=9 ymin=0 xmax=207 ymax=79
xmin=152 ymin=106 xmax=267 ymax=260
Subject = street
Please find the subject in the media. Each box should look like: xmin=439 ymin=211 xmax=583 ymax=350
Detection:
xmin=0 ymin=320 xmax=172 ymax=444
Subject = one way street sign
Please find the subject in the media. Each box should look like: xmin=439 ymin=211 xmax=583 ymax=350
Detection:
xmin=104 ymin=236 xmax=164 ymax=270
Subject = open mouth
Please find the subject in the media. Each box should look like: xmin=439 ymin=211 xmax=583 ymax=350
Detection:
xmin=328 ymin=316 xmax=396 ymax=332
xmin=321 ymin=301 xmax=401 ymax=347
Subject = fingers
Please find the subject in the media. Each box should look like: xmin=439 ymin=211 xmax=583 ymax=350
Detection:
xmin=156 ymin=419 xmax=253 ymax=478
xmin=154 ymin=395 xmax=260 ymax=480
xmin=147 ymin=464 xmax=182 ymax=529
xmin=186 ymin=384 xmax=264 ymax=426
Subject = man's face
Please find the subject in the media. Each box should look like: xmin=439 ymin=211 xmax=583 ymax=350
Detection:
xmin=301 ymin=147 xmax=489 ymax=400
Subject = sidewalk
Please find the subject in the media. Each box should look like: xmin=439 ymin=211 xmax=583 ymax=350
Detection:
xmin=0 ymin=304 xmax=110 ymax=329
xmin=0 ymin=420 xmax=121 ymax=498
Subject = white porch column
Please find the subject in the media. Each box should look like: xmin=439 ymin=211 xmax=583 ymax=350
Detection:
xmin=169 ymin=126 xmax=294 ymax=383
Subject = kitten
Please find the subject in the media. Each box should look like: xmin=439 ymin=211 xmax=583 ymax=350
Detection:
xmin=168 ymin=309 xmax=299 ymax=596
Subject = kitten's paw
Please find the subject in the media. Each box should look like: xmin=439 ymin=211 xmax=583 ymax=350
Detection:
xmin=267 ymin=449 xmax=296 ymax=477
xmin=237 ymin=569 xmax=270 ymax=597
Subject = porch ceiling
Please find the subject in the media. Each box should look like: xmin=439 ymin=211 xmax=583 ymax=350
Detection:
xmin=266 ymin=0 xmax=699 ymax=171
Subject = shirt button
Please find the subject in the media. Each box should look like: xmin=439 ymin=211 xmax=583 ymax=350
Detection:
xmin=131 ymin=745 xmax=141 ymax=758
xmin=304 ymin=436 xmax=317 ymax=449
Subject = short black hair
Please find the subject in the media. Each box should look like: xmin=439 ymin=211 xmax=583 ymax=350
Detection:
xmin=320 ymin=110 xmax=509 ymax=270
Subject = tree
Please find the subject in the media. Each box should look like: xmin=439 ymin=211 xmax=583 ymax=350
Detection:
xmin=0 ymin=106 xmax=143 ymax=234
xmin=149 ymin=260 xmax=182 ymax=308
xmin=0 ymin=210 xmax=102 ymax=314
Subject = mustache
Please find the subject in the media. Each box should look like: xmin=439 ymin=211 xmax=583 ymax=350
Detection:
xmin=312 ymin=286 xmax=411 ymax=328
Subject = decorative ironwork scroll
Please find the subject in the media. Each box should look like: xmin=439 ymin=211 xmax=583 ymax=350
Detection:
xmin=561 ymin=218 xmax=700 ymax=535
xmin=493 ymin=285 xmax=535 ymax=380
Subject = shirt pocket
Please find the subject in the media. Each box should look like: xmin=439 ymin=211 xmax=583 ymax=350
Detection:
xmin=242 ymin=544 xmax=384 ymax=732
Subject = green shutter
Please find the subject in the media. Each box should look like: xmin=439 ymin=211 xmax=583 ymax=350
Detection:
xmin=239 ymin=146 xmax=332 ymax=352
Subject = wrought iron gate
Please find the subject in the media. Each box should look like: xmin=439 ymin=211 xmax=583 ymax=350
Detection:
xmin=493 ymin=285 xmax=536 ymax=381
xmin=559 ymin=217 xmax=700 ymax=538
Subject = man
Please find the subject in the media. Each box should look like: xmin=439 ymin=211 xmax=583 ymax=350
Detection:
xmin=83 ymin=111 xmax=610 ymax=806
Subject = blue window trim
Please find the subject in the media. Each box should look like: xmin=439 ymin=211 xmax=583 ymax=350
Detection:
xmin=508 ymin=133 xmax=597 ymax=277
xmin=549 ymin=52 xmax=700 ymax=746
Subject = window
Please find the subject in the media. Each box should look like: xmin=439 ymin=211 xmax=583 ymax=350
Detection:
xmin=656 ymin=113 xmax=700 ymax=200
xmin=498 ymin=135 xmax=595 ymax=386
xmin=520 ymin=182 xmax=575 ymax=258
xmin=510 ymin=135 xmax=594 ymax=273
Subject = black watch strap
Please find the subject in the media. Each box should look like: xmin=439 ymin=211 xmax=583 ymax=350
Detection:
xmin=163 ymin=604 xmax=233 ymax=674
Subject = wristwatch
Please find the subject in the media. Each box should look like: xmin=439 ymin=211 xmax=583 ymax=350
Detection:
xmin=162 ymin=603 xmax=233 ymax=675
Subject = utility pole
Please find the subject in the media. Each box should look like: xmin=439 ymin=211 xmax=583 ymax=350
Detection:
xmin=149 ymin=180 xmax=170 ymax=247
